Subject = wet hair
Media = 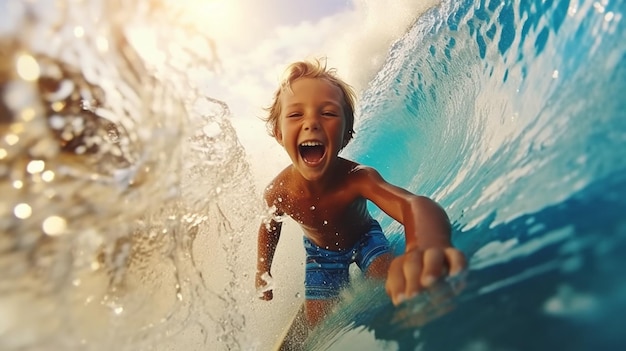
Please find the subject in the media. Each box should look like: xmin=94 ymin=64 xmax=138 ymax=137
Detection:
xmin=264 ymin=58 xmax=356 ymax=148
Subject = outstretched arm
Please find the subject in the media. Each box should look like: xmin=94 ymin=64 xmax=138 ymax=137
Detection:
xmin=383 ymin=196 xmax=466 ymax=305
xmin=356 ymin=167 xmax=466 ymax=305
xmin=256 ymin=218 xmax=282 ymax=300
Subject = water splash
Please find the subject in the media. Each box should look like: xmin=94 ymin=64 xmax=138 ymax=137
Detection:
xmin=0 ymin=0 xmax=258 ymax=350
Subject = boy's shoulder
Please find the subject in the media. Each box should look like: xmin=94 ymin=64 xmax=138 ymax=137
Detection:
xmin=271 ymin=165 xmax=294 ymax=184
xmin=341 ymin=158 xmax=378 ymax=178
xmin=262 ymin=166 xmax=292 ymax=197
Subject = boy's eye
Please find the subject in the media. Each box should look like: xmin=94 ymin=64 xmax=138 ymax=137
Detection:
xmin=287 ymin=112 xmax=302 ymax=118
xmin=322 ymin=111 xmax=339 ymax=117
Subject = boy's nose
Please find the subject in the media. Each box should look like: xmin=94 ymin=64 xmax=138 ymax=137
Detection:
xmin=303 ymin=124 xmax=319 ymax=131
xmin=303 ymin=116 xmax=320 ymax=131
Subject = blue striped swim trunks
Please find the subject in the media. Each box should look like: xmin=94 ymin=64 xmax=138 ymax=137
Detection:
xmin=303 ymin=219 xmax=390 ymax=300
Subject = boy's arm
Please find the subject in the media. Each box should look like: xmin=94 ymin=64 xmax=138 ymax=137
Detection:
xmin=256 ymin=218 xmax=282 ymax=300
xmin=256 ymin=182 xmax=284 ymax=301
xmin=355 ymin=166 xmax=467 ymax=305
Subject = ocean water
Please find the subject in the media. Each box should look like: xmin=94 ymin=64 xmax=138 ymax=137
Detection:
xmin=1 ymin=0 xmax=256 ymax=350
xmin=1 ymin=0 xmax=625 ymax=351
xmin=306 ymin=0 xmax=626 ymax=350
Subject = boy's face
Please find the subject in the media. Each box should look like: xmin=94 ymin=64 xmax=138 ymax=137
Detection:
xmin=276 ymin=78 xmax=347 ymax=182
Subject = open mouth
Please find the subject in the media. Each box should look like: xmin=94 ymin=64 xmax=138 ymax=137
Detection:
xmin=299 ymin=141 xmax=326 ymax=164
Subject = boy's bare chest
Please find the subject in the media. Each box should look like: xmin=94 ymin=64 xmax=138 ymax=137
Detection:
xmin=280 ymin=189 xmax=366 ymax=230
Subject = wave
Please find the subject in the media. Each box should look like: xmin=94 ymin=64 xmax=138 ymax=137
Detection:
xmin=307 ymin=0 xmax=626 ymax=349
xmin=346 ymin=0 xmax=626 ymax=242
xmin=0 ymin=1 xmax=255 ymax=350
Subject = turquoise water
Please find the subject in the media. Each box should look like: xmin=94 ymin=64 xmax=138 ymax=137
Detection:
xmin=306 ymin=0 xmax=626 ymax=349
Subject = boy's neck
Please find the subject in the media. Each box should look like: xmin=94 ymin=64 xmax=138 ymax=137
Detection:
xmin=292 ymin=157 xmax=346 ymax=196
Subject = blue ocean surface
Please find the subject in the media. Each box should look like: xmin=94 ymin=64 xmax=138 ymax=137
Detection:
xmin=305 ymin=0 xmax=626 ymax=350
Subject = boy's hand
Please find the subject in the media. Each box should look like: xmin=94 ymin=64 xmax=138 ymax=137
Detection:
xmin=385 ymin=246 xmax=466 ymax=306
xmin=255 ymin=271 xmax=274 ymax=301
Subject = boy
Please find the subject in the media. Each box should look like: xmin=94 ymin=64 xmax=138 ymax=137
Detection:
xmin=255 ymin=59 xmax=466 ymax=326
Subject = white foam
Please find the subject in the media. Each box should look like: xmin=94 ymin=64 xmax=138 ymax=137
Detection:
xmin=543 ymin=285 xmax=599 ymax=318
xmin=471 ymin=225 xmax=574 ymax=270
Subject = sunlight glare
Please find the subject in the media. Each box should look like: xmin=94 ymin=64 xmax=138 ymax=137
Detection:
xmin=174 ymin=0 xmax=240 ymax=40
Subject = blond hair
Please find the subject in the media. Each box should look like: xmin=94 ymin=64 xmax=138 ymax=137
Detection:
xmin=264 ymin=59 xmax=356 ymax=148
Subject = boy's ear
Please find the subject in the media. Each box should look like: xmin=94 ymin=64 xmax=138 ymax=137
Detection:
xmin=274 ymin=129 xmax=284 ymax=146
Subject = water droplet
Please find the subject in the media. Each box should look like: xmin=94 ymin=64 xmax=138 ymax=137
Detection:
xmin=42 ymin=216 xmax=67 ymax=236
xmin=295 ymin=292 xmax=301 ymax=298
xmin=73 ymin=25 xmax=85 ymax=38
xmin=26 ymin=160 xmax=45 ymax=174
xmin=323 ymin=220 xmax=328 ymax=225
xmin=4 ymin=134 xmax=19 ymax=146
xmin=16 ymin=54 xmax=40 ymax=81
xmin=310 ymin=205 xmax=315 ymax=210
xmin=14 ymin=203 xmax=32 ymax=219
xmin=41 ymin=170 xmax=55 ymax=182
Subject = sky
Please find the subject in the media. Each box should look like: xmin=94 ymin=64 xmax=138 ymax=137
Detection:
xmin=175 ymin=0 xmax=438 ymax=186
xmin=190 ymin=0 xmax=437 ymax=115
